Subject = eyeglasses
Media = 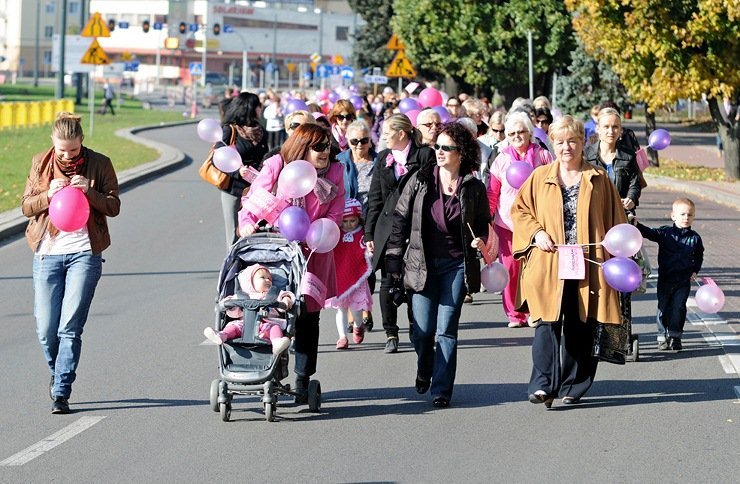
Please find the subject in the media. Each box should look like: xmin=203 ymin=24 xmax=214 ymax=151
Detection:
xmin=507 ymin=130 xmax=528 ymax=137
xmin=288 ymin=122 xmax=302 ymax=130
xmin=433 ymin=144 xmax=459 ymax=152
xmin=349 ymin=137 xmax=370 ymax=146
xmin=335 ymin=114 xmax=355 ymax=121
xmin=446 ymin=102 xmax=459 ymax=108
xmin=535 ymin=118 xmax=550 ymax=126
xmin=419 ymin=122 xmax=442 ymax=129
xmin=490 ymin=128 xmax=505 ymax=134
xmin=310 ymin=141 xmax=331 ymax=152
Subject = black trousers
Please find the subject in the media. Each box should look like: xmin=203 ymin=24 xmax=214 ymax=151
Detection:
xmin=293 ymin=307 xmax=321 ymax=378
xmin=529 ymin=281 xmax=598 ymax=399
xmin=369 ymin=257 xmax=412 ymax=338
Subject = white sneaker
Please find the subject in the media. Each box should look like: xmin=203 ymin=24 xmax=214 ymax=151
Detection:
xmin=203 ymin=327 xmax=224 ymax=345
xmin=272 ymin=337 xmax=291 ymax=355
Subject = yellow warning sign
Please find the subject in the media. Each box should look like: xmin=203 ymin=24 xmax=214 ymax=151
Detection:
xmin=81 ymin=39 xmax=110 ymax=65
xmin=386 ymin=50 xmax=416 ymax=78
xmin=386 ymin=34 xmax=405 ymax=50
xmin=81 ymin=12 xmax=111 ymax=38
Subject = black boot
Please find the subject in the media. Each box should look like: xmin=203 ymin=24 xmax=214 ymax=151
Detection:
xmin=294 ymin=375 xmax=309 ymax=405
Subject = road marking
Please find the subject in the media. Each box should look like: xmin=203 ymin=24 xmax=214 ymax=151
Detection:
xmin=0 ymin=416 xmax=106 ymax=466
xmin=718 ymin=355 xmax=738 ymax=374
xmin=735 ymin=386 xmax=740 ymax=403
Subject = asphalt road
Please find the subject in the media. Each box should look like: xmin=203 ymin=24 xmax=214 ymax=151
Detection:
xmin=1 ymin=124 xmax=738 ymax=483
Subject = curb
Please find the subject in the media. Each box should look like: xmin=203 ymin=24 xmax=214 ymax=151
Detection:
xmin=0 ymin=120 xmax=195 ymax=243
xmin=643 ymin=173 xmax=739 ymax=211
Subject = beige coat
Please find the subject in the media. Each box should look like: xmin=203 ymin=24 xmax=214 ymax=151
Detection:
xmin=511 ymin=161 xmax=626 ymax=325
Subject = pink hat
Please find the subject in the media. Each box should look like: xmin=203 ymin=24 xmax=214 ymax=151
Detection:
xmin=237 ymin=263 xmax=270 ymax=297
xmin=343 ymin=198 xmax=362 ymax=220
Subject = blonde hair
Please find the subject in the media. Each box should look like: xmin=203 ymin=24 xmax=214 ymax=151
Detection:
xmin=384 ymin=113 xmax=422 ymax=145
xmin=488 ymin=110 xmax=506 ymax=126
xmin=533 ymin=95 xmax=551 ymax=110
xmin=549 ymin=115 xmax=585 ymax=143
xmin=284 ymin=110 xmax=315 ymax=130
xmin=673 ymin=197 xmax=695 ymax=211
xmin=52 ymin=112 xmax=84 ymax=141
xmin=597 ymin=107 xmax=622 ymax=125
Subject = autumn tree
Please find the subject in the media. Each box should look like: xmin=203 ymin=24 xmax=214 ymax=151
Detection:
xmin=566 ymin=0 xmax=740 ymax=178
xmin=390 ymin=0 xmax=574 ymax=96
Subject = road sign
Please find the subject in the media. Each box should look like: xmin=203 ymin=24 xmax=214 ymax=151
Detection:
xmin=153 ymin=22 xmax=163 ymax=30
xmin=188 ymin=23 xmax=199 ymax=32
xmin=310 ymin=53 xmax=321 ymax=64
xmin=386 ymin=34 xmax=405 ymax=50
xmin=332 ymin=55 xmax=344 ymax=65
xmin=265 ymin=62 xmax=276 ymax=74
xmin=223 ymin=24 xmax=234 ymax=33
xmin=124 ymin=60 xmax=140 ymax=72
xmin=118 ymin=21 xmax=130 ymax=29
xmin=315 ymin=64 xmax=329 ymax=79
xmin=81 ymin=38 xmax=110 ymax=65
xmin=81 ymin=12 xmax=111 ymax=38
xmin=189 ymin=62 xmax=203 ymax=75
xmin=286 ymin=62 xmax=297 ymax=74
xmin=340 ymin=66 xmax=354 ymax=79
xmin=363 ymin=74 xmax=388 ymax=85
xmin=386 ymin=50 xmax=416 ymax=78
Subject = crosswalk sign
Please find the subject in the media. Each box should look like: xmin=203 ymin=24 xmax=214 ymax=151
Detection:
xmin=386 ymin=50 xmax=416 ymax=78
xmin=81 ymin=39 xmax=110 ymax=65
xmin=189 ymin=62 xmax=203 ymax=75
xmin=81 ymin=12 xmax=111 ymax=38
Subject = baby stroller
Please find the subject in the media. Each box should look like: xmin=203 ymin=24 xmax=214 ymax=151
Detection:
xmin=207 ymin=233 xmax=322 ymax=422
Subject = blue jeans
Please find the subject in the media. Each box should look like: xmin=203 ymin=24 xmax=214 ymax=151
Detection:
xmin=33 ymin=251 xmax=102 ymax=398
xmin=410 ymin=257 xmax=466 ymax=400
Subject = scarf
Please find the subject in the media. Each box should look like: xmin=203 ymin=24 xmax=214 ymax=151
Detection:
xmin=501 ymin=143 xmax=537 ymax=171
xmin=332 ymin=124 xmax=348 ymax=151
xmin=312 ymin=164 xmax=338 ymax=204
xmin=386 ymin=142 xmax=411 ymax=178
xmin=54 ymin=147 xmax=87 ymax=178
xmin=234 ymin=124 xmax=265 ymax=145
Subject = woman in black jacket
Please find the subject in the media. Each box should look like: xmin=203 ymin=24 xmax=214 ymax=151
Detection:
xmin=365 ymin=114 xmax=436 ymax=353
xmin=385 ymin=123 xmax=491 ymax=408
xmin=217 ymin=92 xmax=268 ymax=247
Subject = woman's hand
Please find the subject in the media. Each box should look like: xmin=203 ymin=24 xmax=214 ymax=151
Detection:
xmin=70 ymin=175 xmax=90 ymax=193
xmin=239 ymin=223 xmax=257 ymax=237
xmin=238 ymin=166 xmax=250 ymax=179
xmin=622 ymin=197 xmax=635 ymax=210
xmin=534 ymin=230 xmax=556 ymax=252
xmin=366 ymin=241 xmax=374 ymax=254
xmin=47 ymin=178 xmax=69 ymax=199
xmin=470 ymin=237 xmax=485 ymax=252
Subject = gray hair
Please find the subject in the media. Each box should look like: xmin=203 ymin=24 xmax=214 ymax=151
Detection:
xmin=456 ymin=117 xmax=478 ymax=137
xmin=504 ymin=111 xmax=534 ymax=135
xmin=346 ymin=120 xmax=370 ymax=136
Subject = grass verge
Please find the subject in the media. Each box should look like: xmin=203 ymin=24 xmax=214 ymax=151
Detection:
xmin=646 ymin=159 xmax=733 ymax=182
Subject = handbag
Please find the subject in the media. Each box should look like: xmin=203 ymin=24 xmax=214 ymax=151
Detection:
xmin=592 ymin=319 xmax=629 ymax=365
xmin=198 ymin=125 xmax=237 ymax=190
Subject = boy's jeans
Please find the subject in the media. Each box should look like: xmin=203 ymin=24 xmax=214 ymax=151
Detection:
xmin=656 ymin=279 xmax=690 ymax=340
xmin=33 ymin=251 xmax=102 ymax=398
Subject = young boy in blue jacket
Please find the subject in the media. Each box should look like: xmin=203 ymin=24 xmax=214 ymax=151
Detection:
xmin=633 ymin=198 xmax=704 ymax=351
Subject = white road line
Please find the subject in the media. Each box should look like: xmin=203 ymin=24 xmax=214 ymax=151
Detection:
xmin=718 ymin=355 xmax=738 ymax=374
xmin=735 ymin=386 xmax=740 ymax=403
xmin=0 ymin=416 xmax=106 ymax=466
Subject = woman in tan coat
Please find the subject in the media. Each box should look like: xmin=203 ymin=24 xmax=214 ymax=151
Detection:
xmin=511 ymin=115 xmax=625 ymax=408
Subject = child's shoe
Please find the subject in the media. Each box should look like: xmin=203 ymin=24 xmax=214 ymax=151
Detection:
xmin=668 ymin=337 xmax=682 ymax=351
xmin=346 ymin=322 xmax=354 ymax=334
xmin=336 ymin=337 xmax=349 ymax=350
xmin=272 ymin=336 xmax=291 ymax=355
xmin=363 ymin=313 xmax=374 ymax=332
xmin=203 ymin=327 xmax=224 ymax=345
xmin=353 ymin=323 xmax=365 ymax=344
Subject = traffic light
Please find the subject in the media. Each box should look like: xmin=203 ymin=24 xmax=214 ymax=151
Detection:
xmin=142 ymin=20 xmax=150 ymax=33
xmin=213 ymin=23 xmax=221 ymax=36
xmin=108 ymin=19 xmax=115 ymax=32
xmin=178 ymin=22 xmax=187 ymax=34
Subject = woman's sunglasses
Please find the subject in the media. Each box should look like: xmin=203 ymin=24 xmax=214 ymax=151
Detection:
xmin=310 ymin=141 xmax=331 ymax=152
xmin=490 ymin=128 xmax=505 ymax=134
xmin=336 ymin=114 xmax=355 ymax=121
xmin=349 ymin=137 xmax=370 ymax=146
xmin=434 ymin=144 xmax=459 ymax=152
xmin=288 ymin=122 xmax=302 ymax=130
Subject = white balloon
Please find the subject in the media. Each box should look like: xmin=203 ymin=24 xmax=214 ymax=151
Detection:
xmin=481 ymin=262 xmax=509 ymax=293
xmin=197 ymin=118 xmax=223 ymax=143
xmin=212 ymin=146 xmax=242 ymax=173
xmin=277 ymin=160 xmax=318 ymax=198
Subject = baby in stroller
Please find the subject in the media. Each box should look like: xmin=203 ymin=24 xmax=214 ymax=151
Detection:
xmin=204 ymin=263 xmax=295 ymax=355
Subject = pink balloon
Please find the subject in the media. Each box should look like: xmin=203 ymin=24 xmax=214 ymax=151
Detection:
xmin=602 ymin=257 xmax=642 ymax=293
xmin=695 ymin=284 xmax=725 ymax=313
xmin=212 ymin=146 xmax=242 ymax=173
xmin=306 ymin=218 xmax=340 ymax=253
xmin=602 ymin=223 xmax=643 ymax=258
xmin=277 ymin=160 xmax=318 ymax=198
xmin=432 ymin=105 xmax=451 ymax=123
xmin=49 ymin=186 xmax=90 ymax=232
xmin=418 ymin=87 xmax=443 ymax=108
xmin=316 ymin=89 xmax=330 ymax=101
xmin=481 ymin=262 xmax=509 ymax=293
xmin=197 ymin=118 xmax=223 ymax=143
xmin=505 ymin=161 xmax=533 ymax=189
xmin=406 ymin=109 xmax=421 ymax=126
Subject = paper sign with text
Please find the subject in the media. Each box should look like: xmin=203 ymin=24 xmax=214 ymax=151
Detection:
xmin=243 ymin=186 xmax=289 ymax=225
xmin=300 ymin=271 xmax=327 ymax=304
xmin=558 ymin=245 xmax=586 ymax=280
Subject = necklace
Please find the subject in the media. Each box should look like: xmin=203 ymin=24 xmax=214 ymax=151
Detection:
xmin=446 ymin=177 xmax=459 ymax=193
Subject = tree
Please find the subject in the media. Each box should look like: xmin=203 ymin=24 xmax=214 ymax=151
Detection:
xmin=348 ymin=0 xmax=396 ymax=72
xmin=557 ymin=35 xmax=630 ymax=119
xmin=566 ymin=0 xmax=740 ymax=178
xmin=390 ymin=0 xmax=575 ymax=96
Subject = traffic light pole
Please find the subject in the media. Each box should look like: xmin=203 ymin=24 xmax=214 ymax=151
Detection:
xmin=201 ymin=26 xmax=207 ymax=88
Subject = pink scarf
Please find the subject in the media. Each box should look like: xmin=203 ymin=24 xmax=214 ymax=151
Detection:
xmin=386 ymin=142 xmax=411 ymax=178
xmin=332 ymin=124 xmax=348 ymax=151
xmin=501 ymin=142 xmax=537 ymax=168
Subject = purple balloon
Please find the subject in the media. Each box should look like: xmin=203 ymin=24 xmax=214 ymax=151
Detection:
xmin=285 ymin=99 xmax=309 ymax=115
xmin=350 ymin=95 xmax=365 ymax=111
xmin=398 ymin=98 xmax=420 ymax=114
xmin=505 ymin=161 xmax=533 ymax=189
xmin=49 ymin=186 xmax=90 ymax=232
xmin=328 ymin=92 xmax=340 ymax=103
xmin=551 ymin=108 xmax=563 ymax=121
xmin=349 ymin=84 xmax=359 ymax=93
xmin=695 ymin=284 xmax=725 ymax=313
xmin=278 ymin=206 xmax=311 ymax=242
xmin=432 ymin=105 xmax=451 ymax=123
xmin=648 ymin=129 xmax=671 ymax=151
xmin=533 ymin=127 xmax=548 ymax=143
xmin=481 ymin=262 xmax=510 ymax=293
xmin=602 ymin=257 xmax=642 ymax=293
xmin=602 ymin=223 xmax=643 ymax=258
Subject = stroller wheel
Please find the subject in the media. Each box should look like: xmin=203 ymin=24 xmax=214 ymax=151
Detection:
xmin=220 ymin=402 xmax=231 ymax=422
xmin=265 ymin=402 xmax=276 ymax=422
xmin=307 ymin=380 xmax=322 ymax=412
xmin=209 ymin=379 xmax=220 ymax=412
xmin=631 ymin=336 xmax=639 ymax=362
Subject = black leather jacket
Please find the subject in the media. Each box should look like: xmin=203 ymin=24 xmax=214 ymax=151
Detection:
xmin=585 ymin=142 xmax=641 ymax=207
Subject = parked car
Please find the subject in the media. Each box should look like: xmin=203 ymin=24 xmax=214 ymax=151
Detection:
xmin=205 ymin=72 xmax=228 ymax=86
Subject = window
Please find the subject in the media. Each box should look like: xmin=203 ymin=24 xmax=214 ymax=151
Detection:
xmin=336 ymin=26 xmax=349 ymax=41
xmin=44 ymin=26 xmax=53 ymax=38
xmin=45 ymin=3 xmax=55 ymax=14
xmin=69 ymin=2 xmax=79 ymax=14
xmin=43 ymin=51 xmax=52 ymax=65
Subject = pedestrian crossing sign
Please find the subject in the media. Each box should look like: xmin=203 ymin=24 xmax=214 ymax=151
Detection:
xmin=386 ymin=34 xmax=406 ymax=50
xmin=386 ymin=50 xmax=416 ymax=78
xmin=80 ymin=39 xmax=110 ymax=65
xmin=81 ymin=12 xmax=111 ymax=38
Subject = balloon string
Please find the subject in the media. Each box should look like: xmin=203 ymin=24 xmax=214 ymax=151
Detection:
xmin=466 ymin=223 xmax=476 ymax=238
xmin=527 ymin=242 xmax=602 ymax=249
xmin=584 ymin=257 xmax=602 ymax=266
